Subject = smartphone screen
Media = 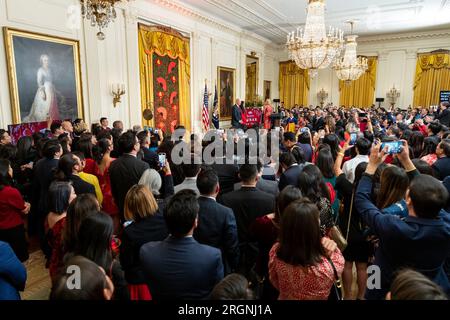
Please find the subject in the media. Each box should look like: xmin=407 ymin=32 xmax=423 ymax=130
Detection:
xmin=381 ymin=141 xmax=403 ymax=154
xmin=349 ymin=132 xmax=358 ymax=145
xmin=300 ymin=127 xmax=309 ymax=133
xmin=158 ymin=153 xmax=166 ymax=167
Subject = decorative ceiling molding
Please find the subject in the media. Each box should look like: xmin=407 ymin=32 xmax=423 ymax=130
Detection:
xmin=358 ymin=28 xmax=450 ymax=43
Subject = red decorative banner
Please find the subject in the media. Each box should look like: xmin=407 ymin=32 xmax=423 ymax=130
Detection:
xmin=244 ymin=108 xmax=262 ymax=127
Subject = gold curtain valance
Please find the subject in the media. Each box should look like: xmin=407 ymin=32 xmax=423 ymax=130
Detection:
xmin=339 ymin=56 xmax=378 ymax=108
xmin=138 ymin=24 xmax=191 ymax=132
xmin=279 ymin=61 xmax=310 ymax=107
xmin=414 ymin=52 xmax=450 ymax=89
xmin=413 ymin=51 xmax=450 ymax=107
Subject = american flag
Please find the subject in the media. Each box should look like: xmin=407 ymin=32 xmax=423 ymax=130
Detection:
xmin=202 ymin=84 xmax=209 ymax=131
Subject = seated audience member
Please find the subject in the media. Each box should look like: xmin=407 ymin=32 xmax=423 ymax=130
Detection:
xmin=355 ymin=141 xmax=450 ymax=300
xmin=120 ymin=185 xmax=168 ymax=300
xmin=387 ymin=269 xmax=448 ymax=300
xmin=234 ymin=159 xmax=278 ymax=196
xmin=432 ymin=139 xmax=450 ymax=180
xmin=174 ymin=157 xmax=201 ymax=195
xmin=195 ymin=169 xmax=239 ymax=274
xmin=0 ymin=241 xmax=27 ymax=300
xmin=139 ymin=166 xmax=174 ymax=200
xmin=0 ymin=159 xmax=30 ymax=262
xmin=343 ymin=138 xmax=371 ymax=183
xmin=110 ymin=131 xmax=149 ymax=222
xmin=278 ymin=152 xmax=302 ymax=192
xmin=377 ymin=166 xmax=409 ymax=218
xmin=63 ymin=194 xmax=100 ymax=253
xmin=140 ymin=190 xmax=224 ymax=300
xmin=298 ymin=165 xmax=335 ymax=235
xmin=220 ymin=164 xmax=275 ymax=276
xmin=0 ymin=129 xmax=12 ymax=146
xmin=72 ymin=212 xmax=130 ymax=300
xmin=209 ymin=274 xmax=254 ymax=300
xmin=268 ymin=199 xmax=344 ymax=300
xmin=46 ymin=181 xmax=76 ymax=281
xmin=50 ymin=256 xmax=114 ymax=300
xmin=54 ymin=153 xmax=96 ymax=197
xmin=250 ymin=186 xmax=302 ymax=301
xmin=72 ymin=151 xmax=103 ymax=205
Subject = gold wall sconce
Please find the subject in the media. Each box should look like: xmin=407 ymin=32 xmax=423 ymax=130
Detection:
xmin=111 ymin=83 xmax=125 ymax=107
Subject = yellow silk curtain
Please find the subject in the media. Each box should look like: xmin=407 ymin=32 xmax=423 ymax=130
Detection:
xmin=246 ymin=63 xmax=257 ymax=103
xmin=413 ymin=51 xmax=450 ymax=107
xmin=279 ymin=61 xmax=309 ymax=107
xmin=339 ymin=57 xmax=377 ymax=108
xmin=138 ymin=24 xmax=191 ymax=132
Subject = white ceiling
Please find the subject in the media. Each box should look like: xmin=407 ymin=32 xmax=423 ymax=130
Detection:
xmin=178 ymin=0 xmax=450 ymax=43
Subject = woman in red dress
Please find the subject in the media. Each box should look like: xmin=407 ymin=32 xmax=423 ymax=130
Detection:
xmin=46 ymin=181 xmax=76 ymax=281
xmin=263 ymin=99 xmax=273 ymax=130
xmin=92 ymin=139 xmax=119 ymax=231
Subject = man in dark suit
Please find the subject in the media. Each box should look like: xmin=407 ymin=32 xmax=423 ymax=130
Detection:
xmin=278 ymin=152 xmax=303 ymax=192
xmin=219 ymin=164 xmax=275 ymax=276
xmin=231 ymin=99 xmax=243 ymax=129
xmin=432 ymin=139 xmax=450 ymax=180
xmin=110 ymin=131 xmax=149 ymax=221
xmin=31 ymin=140 xmax=62 ymax=240
xmin=137 ymin=130 xmax=159 ymax=170
xmin=313 ymin=108 xmax=325 ymax=131
xmin=356 ymin=144 xmax=450 ymax=300
xmin=195 ymin=169 xmax=239 ymax=274
xmin=233 ymin=159 xmax=279 ymax=196
xmin=436 ymin=102 xmax=450 ymax=127
xmin=140 ymin=190 xmax=223 ymax=300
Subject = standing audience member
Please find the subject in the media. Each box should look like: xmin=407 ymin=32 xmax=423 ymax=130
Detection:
xmin=174 ymin=158 xmax=201 ymax=195
xmin=120 ymin=185 xmax=168 ymax=300
xmin=140 ymin=190 xmax=224 ymax=300
xmin=210 ymin=274 xmax=254 ymax=300
xmin=54 ymin=153 xmax=96 ymax=197
xmin=73 ymin=151 xmax=103 ymax=204
xmin=343 ymin=138 xmax=371 ymax=183
xmin=268 ymin=199 xmax=344 ymax=300
xmin=0 ymin=159 xmax=30 ymax=262
xmin=432 ymin=139 xmax=450 ymax=180
xmin=110 ymin=131 xmax=149 ymax=222
xmin=195 ymin=169 xmax=239 ymax=274
xmin=0 ymin=129 xmax=12 ymax=145
xmin=0 ymin=241 xmax=27 ymax=300
xmin=278 ymin=152 xmax=302 ymax=192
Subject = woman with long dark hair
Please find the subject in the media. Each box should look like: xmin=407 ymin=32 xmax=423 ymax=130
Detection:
xmin=73 ymin=212 xmax=130 ymax=300
xmin=322 ymin=134 xmax=341 ymax=161
xmin=92 ymin=139 xmax=119 ymax=229
xmin=408 ymin=131 xmax=424 ymax=159
xmin=268 ymin=199 xmax=344 ymax=300
xmin=0 ymin=159 xmax=30 ymax=262
xmin=298 ymin=165 xmax=334 ymax=235
xmin=376 ymin=166 xmax=409 ymax=218
xmin=420 ymin=137 xmax=439 ymax=165
xmin=250 ymin=186 xmax=302 ymax=300
xmin=76 ymin=132 xmax=96 ymax=174
xmin=15 ymin=136 xmax=37 ymax=202
xmin=316 ymin=146 xmax=340 ymax=219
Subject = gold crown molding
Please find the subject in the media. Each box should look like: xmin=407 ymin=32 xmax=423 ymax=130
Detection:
xmin=358 ymin=29 xmax=450 ymax=44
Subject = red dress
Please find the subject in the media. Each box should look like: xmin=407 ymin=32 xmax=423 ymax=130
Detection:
xmin=263 ymin=105 xmax=273 ymax=129
xmin=93 ymin=159 xmax=119 ymax=216
xmin=46 ymin=217 xmax=66 ymax=281
xmin=269 ymin=242 xmax=344 ymax=300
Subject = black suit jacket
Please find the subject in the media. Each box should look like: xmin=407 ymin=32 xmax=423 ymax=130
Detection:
xmin=432 ymin=157 xmax=450 ymax=180
xmin=437 ymin=109 xmax=450 ymax=127
xmin=234 ymin=178 xmax=279 ymax=196
xmin=120 ymin=207 xmax=168 ymax=284
xmin=140 ymin=236 xmax=223 ymax=300
xmin=110 ymin=154 xmax=149 ymax=219
xmin=141 ymin=147 xmax=159 ymax=170
xmin=279 ymin=164 xmax=303 ymax=192
xmin=70 ymin=175 xmax=96 ymax=196
xmin=231 ymin=104 xmax=242 ymax=128
xmin=32 ymin=158 xmax=59 ymax=214
xmin=210 ymin=162 xmax=240 ymax=196
xmin=194 ymin=197 xmax=239 ymax=273
xmin=219 ymin=187 xmax=275 ymax=245
xmin=313 ymin=116 xmax=325 ymax=131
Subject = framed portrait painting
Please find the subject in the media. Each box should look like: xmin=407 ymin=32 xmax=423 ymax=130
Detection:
xmin=217 ymin=66 xmax=235 ymax=120
xmin=3 ymin=28 xmax=83 ymax=124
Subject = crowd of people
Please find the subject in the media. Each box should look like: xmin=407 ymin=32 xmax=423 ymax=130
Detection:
xmin=1 ymin=100 xmax=450 ymax=301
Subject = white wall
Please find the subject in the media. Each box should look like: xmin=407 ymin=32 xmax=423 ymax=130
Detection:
xmin=0 ymin=0 xmax=283 ymax=130
xmin=307 ymin=30 xmax=450 ymax=108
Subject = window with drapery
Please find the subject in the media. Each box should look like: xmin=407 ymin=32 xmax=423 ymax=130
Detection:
xmin=279 ymin=61 xmax=310 ymax=108
xmin=339 ymin=56 xmax=378 ymax=108
xmin=413 ymin=50 xmax=450 ymax=107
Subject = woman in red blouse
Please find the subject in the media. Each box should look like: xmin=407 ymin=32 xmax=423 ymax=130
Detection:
xmin=269 ymin=199 xmax=344 ymax=300
xmin=0 ymin=159 xmax=30 ymax=262
xmin=46 ymin=181 xmax=76 ymax=281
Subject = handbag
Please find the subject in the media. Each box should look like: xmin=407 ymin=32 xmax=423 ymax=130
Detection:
xmin=329 ymin=225 xmax=348 ymax=252
xmin=327 ymin=257 xmax=343 ymax=301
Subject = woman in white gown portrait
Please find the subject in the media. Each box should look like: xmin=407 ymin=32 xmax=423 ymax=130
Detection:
xmin=24 ymin=54 xmax=60 ymax=122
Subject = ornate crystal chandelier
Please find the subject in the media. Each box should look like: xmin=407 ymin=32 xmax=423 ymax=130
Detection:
xmin=80 ymin=0 xmax=129 ymax=40
xmin=287 ymin=0 xmax=344 ymax=78
xmin=333 ymin=21 xmax=368 ymax=84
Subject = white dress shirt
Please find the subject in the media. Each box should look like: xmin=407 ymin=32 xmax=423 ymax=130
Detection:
xmin=342 ymin=155 xmax=369 ymax=183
